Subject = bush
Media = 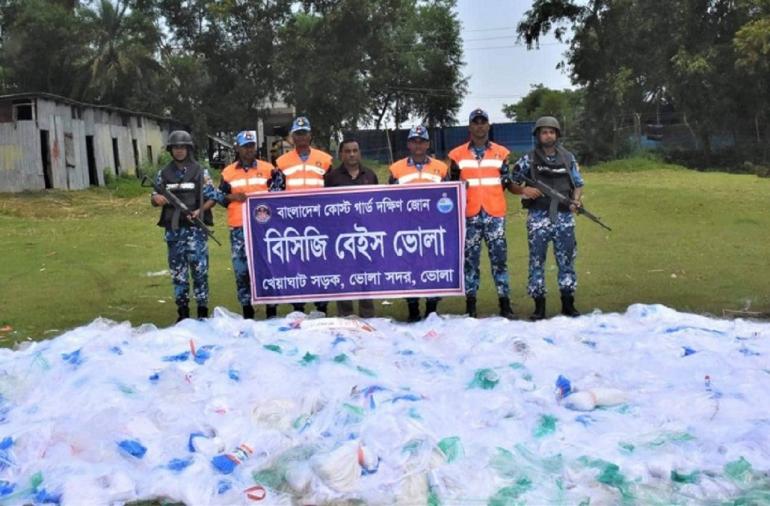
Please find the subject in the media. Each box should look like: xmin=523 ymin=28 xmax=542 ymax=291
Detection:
xmin=101 ymin=168 xmax=145 ymax=198
xmin=197 ymin=156 xmax=222 ymax=181
xmin=587 ymin=156 xmax=687 ymax=173
xmin=157 ymin=151 xmax=172 ymax=167
xmin=111 ymin=176 xmax=145 ymax=198
xmin=742 ymin=161 xmax=770 ymax=178
xmin=135 ymin=151 xmax=184 ymax=183
xmin=663 ymin=148 xmax=755 ymax=173
xmin=103 ymin=168 xmax=116 ymax=188
xmin=136 ymin=160 xmax=154 ymax=180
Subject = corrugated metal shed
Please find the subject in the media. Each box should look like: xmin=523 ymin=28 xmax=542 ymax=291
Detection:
xmin=0 ymin=92 xmax=186 ymax=192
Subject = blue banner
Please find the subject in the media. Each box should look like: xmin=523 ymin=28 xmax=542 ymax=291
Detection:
xmin=243 ymin=183 xmax=466 ymax=303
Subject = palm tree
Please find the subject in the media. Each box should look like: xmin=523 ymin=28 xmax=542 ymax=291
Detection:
xmin=80 ymin=0 xmax=163 ymax=108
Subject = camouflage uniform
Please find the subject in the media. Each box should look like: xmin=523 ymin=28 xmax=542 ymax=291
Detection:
xmin=388 ymin=150 xmax=448 ymax=319
xmin=447 ymin=109 xmax=515 ymax=319
xmin=525 ymin=209 xmax=577 ymax=297
xmin=464 ymin=210 xmax=511 ymax=297
xmin=155 ymin=167 xmax=221 ymax=308
xmin=450 ymin=143 xmax=513 ymax=298
xmin=512 ymin=151 xmax=584 ymax=297
xmin=228 ymin=226 xmax=252 ymax=306
xmin=219 ymin=163 xmax=285 ymax=307
xmin=166 ymin=226 xmax=210 ymax=306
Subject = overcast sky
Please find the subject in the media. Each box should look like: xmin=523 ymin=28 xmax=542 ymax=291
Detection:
xmin=454 ymin=0 xmax=574 ymax=124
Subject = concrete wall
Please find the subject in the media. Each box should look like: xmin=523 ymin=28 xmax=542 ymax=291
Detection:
xmin=0 ymin=96 xmax=174 ymax=193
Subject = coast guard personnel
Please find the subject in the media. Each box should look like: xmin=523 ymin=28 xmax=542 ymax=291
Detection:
xmin=275 ymin=116 xmax=333 ymax=315
xmin=448 ymin=108 xmax=516 ymax=319
xmin=389 ymin=125 xmax=449 ymax=322
xmin=219 ymin=130 xmax=285 ymax=319
xmin=151 ymin=130 xmax=219 ymax=322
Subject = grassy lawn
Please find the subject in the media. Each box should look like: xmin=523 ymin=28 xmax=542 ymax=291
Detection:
xmin=1 ymin=158 xmax=768 ymax=345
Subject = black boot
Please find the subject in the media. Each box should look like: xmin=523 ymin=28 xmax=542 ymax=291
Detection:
xmin=561 ymin=292 xmax=580 ymax=317
xmin=176 ymin=305 xmax=190 ymax=323
xmin=530 ymin=297 xmax=546 ymax=321
xmin=407 ymin=300 xmax=421 ymax=323
xmin=466 ymin=296 xmax=477 ymax=318
xmin=265 ymin=305 xmax=277 ymax=319
xmin=424 ymin=299 xmax=439 ymax=319
xmin=242 ymin=305 xmax=255 ymax=319
xmin=197 ymin=306 xmax=209 ymax=319
xmin=498 ymin=297 xmax=515 ymax=320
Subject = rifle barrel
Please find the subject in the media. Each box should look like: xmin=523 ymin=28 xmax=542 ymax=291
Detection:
xmin=520 ymin=173 xmax=611 ymax=231
xmin=144 ymin=176 xmax=222 ymax=245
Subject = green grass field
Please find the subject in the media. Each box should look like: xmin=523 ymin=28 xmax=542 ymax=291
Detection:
xmin=1 ymin=158 xmax=768 ymax=346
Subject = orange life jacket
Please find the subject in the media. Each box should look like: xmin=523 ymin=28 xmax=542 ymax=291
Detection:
xmin=221 ymin=160 xmax=275 ymax=228
xmin=388 ymin=157 xmax=448 ymax=184
xmin=275 ymin=148 xmax=333 ymax=190
xmin=448 ymin=141 xmax=510 ymax=217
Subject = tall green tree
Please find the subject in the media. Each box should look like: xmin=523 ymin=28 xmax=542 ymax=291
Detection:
xmin=517 ymin=0 xmax=770 ymax=163
xmin=0 ymin=0 xmax=468 ymax=148
xmin=275 ymin=0 xmax=466 ymax=142
xmin=274 ymin=1 xmax=374 ymax=146
xmin=157 ymin=0 xmax=292 ymax=140
xmin=734 ymin=13 xmax=770 ymax=159
xmin=365 ymin=0 xmax=421 ymax=130
xmin=0 ymin=0 xmax=89 ymax=97
xmin=502 ymin=84 xmax=583 ymax=134
xmin=408 ymin=0 xmax=467 ymax=127
xmin=79 ymin=0 xmax=164 ymax=109
xmin=365 ymin=0 xmax=467 ymax=129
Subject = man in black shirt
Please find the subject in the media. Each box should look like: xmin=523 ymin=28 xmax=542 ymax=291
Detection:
xmin=324 ymin=138 xmax=379 ymax=186
xmin=324 ymin=138 xmax=378 ymax=317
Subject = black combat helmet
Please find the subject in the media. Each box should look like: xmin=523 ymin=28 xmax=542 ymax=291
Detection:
xmin=166 ymin=130 xmax=195 ymax=151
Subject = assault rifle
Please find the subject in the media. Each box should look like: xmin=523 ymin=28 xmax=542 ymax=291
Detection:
xmin=519 ymin=173 xmax=612 ymax=231
xmin=142 ymin=175 xmax=222 ymax=246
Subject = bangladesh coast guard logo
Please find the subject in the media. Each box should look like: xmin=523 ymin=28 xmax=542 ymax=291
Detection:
xmin=254 ymin=204 xmax=271 ymax=224
xmin=436 ymin=192 xmax=453 ymax=214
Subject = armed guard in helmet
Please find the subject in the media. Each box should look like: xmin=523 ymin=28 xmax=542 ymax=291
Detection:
xmin=510 ymin=117 xmax=586 ymax=320
xmin=151 ymin=130 xmax=223 ymax=322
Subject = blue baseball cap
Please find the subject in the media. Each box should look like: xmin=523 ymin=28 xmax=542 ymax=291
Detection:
xmin=235 ymin=130 xmax=257 ymax=147
xmin=408 ymin=125 xmax=429 ymax=141
xmin=469 ymin=108 xmax=489 ymax=122
xmin=290 ymin=116 xmax=311 ymax=133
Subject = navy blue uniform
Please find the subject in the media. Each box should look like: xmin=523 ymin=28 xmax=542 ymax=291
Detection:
xmin=512 ymin=149 xmax=584 ymax=297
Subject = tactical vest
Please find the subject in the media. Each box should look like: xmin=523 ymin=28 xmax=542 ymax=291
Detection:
xmin=157 ymin=161 xmax=213 ymax=230
xmin=523 ymin=146 xmax=576 ymax=213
